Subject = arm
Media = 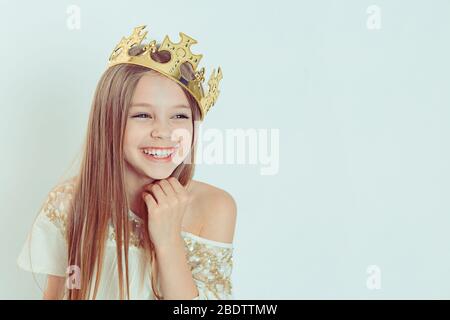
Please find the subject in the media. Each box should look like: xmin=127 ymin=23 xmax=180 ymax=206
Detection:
xmin=43 ymin=275 xmax=65 ymax=300
xmin=155 ymin=189 xmax=237 ymax=300
xmin=155 ymin=237 xmax=200 ymax=299
xmin=17 ymin=180 xmax=73 ymax=299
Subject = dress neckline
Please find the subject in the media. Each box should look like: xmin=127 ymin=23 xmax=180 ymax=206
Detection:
xmin=128 ymin=209 xmax=143 ymax=224
xmin=127 ymin=209 xmax=233 ymax=249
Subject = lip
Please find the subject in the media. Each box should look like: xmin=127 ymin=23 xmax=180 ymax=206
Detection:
xmin=140 ymin=144 xmax=180 ymax=151
xmin=141 ymin=146 xmax=178 ymax=163
xmin=142 ymin=150 xmax=175 ymax=163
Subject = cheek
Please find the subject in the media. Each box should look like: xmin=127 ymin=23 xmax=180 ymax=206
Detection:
xmin=171 ymin=124 xmax=193 ymax=161
xmin=124 ymin=123 xmax=147 ymax=142
xmin=125 ymin=121 xmax=193 ymax=146
xmin=123 ymin=128 xmax=145 ymax=160
xmin=171 ymin=122 xmax=193 ymax=141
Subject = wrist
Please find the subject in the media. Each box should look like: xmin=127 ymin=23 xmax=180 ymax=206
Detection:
xmin=154 ymin=235 xmax=185 ymax=255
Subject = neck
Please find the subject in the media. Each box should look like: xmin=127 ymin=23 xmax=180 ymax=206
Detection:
xmin=124 ymin=166 xmax=155 ymax=220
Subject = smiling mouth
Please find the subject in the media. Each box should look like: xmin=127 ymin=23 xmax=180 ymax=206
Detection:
xmin=142 ymin=149 xmax=175 ymax=158
xmin=140 ymin=145 xmax=180 ymax=161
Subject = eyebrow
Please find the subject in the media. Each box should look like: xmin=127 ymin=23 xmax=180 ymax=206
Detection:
xmin=130 ymin=102 xmax=190 ymax=109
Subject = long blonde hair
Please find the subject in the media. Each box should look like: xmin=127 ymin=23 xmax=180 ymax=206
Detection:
xmin=66 ymin=46 xmax=201 ymax=299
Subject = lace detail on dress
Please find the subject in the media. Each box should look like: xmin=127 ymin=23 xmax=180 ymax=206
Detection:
xmin=42 ymin=177 xmax=145 ymax=248
xmin=182 ymin=235 xmax=233 ymax=299
xmin=43 ymin=178 xmax=75 ymax=238
xmin=108 ymin=221 xmax=145 ymax=248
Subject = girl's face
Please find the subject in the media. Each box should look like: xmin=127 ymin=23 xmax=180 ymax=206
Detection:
xmin=124 ymin=71 xmax=194 ymax=180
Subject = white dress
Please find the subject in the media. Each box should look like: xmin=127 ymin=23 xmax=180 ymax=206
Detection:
xmin=17 ymin=178 xmax=234 ymax=300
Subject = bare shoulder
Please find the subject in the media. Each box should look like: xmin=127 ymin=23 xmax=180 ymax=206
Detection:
xmin=188 ymin=180 xmax=237 ymax=244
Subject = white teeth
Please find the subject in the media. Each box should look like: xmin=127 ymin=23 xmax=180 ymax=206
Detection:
xmin=142 ymin=144 xmax=179 ymax=158
xmin=143 ymin=148 xmax=175 ymax=158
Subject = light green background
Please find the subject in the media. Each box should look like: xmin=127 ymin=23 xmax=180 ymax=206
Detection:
xmin=0 ymin=0 xmax=449 ymax=298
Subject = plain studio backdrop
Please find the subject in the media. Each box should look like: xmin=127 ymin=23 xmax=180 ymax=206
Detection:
xmin=1 ymin=0 xmax=449 ymax=299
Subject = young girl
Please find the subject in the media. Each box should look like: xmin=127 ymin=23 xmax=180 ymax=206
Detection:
xmin=17 ymin=25 xmax=237 ymax=300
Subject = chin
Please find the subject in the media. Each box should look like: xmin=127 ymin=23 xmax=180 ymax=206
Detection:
xmin=143 ymin=169 xmax=173 ymax=180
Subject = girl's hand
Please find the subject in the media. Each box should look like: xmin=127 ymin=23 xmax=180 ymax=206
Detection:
xmin=142 ymin=177 xmax=192 ymax=249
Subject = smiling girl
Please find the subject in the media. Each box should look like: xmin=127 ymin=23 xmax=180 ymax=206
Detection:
xmin=17 ymin=25 xmax=236 ymax=300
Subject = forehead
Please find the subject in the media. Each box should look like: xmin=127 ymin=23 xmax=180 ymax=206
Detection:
xmin=131 ymin=72 xmax=190 ymax=109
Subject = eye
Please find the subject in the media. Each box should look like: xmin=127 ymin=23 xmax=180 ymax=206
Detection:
xmin=131 ymin=113 xmax=190 ymax=119
xmin=132 ymin=113 xmax=151 ymax=119
xmin=173 ymin=114 xmax=190 ymax=119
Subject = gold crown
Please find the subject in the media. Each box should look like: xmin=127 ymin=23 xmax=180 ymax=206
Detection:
xmin=107 ymin=25 xmax=223 ymax=120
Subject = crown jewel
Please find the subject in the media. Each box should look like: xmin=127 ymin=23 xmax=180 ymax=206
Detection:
xmin=108 ymin=25 xmax=223 ymax=120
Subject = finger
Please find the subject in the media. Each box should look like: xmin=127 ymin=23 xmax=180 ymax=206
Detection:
xmin=167 ymin=177 xmax=190 ymax=204
xmin=148 ymin=184 xmax=166 ymax=205
xmin=166 ymin=177 xmax=186 ymax=195
xmin=142 ymin=191 xmax=158 ymax=209
xmin=158 ymin=179 xmax=177 ymax=198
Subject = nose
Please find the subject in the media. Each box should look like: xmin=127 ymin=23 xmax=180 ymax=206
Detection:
xmin=150 ymin=119 xmax=171 ymax=140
